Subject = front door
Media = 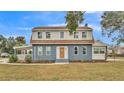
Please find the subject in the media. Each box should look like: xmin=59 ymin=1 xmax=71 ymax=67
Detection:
xmin=60 ymin=47 xmax=64 ymax=58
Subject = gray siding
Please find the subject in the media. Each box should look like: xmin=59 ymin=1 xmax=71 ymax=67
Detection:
xmin=32 ymin=44 xmax=92 ymax=62
xmin=68 ymin=45 xmax=92 ymax=61
xmin=33 ymin=44 xmax=56 ymax=61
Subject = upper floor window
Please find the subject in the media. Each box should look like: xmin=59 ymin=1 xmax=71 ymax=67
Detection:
xmin=38 ymin=32 xmax=42 ymax=38
xmin=38 ymin=46 xmax=43 ymax=56
xmin=46 ymin=46 xmax=51 ymax=56
xmin=74 ymin=32 xmax=78 ymax=39
xmin=74 ymin=46 xmax=78 ymax=55
xmin=82 ymin=47 xmax=87 ymax=55
xmin=82 ymin=32 xmax=87 ymax=38
xmin=60 ymin=32 xmax=64 ymax=39
xmin=46 ymin=32 xmax=51 ymax=39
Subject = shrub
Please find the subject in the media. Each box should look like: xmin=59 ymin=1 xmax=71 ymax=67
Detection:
xmin=9 ymin=54 xmax=18 ymax=63
xmin=25 ymin=55 xmax=32 ymax=63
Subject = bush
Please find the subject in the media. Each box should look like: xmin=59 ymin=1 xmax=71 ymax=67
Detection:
xmin=9 ymin=54 xmax=18 ymax=63
xmin=25 ymin=55 xmax=32 ymax=63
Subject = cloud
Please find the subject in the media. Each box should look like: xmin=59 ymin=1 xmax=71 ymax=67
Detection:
xmin=86 ymin=11 xmax=103 ymax=14
xmin=17 ymin=27 xmax=32 ymax=31
xmin=86 ymin=11 xmax=98 ymax=13
xmin=47 ymin=23 xmax=66 ymax=26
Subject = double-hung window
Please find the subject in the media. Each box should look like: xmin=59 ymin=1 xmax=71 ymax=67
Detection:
xmin=38 ymin=46 xmax=43 ymax=56
xmin=74 ymin=32 xmax=78 ymax=39
xmin=82 ymin=47 xmax=87 ymax=55
xmin=100 ymin=48 xmax=105 ymax=54
xmin=82 ymin=31 xmax=87 ymax=38
xmin=46 ymin=46 xmax=51 ymax=56
xmin=94 ymin=48 xmax=99 ymax=54
xmin=46 ymin=32 xmax=51 ymax=39
xmin=38 ymin=32 xmax=42 ymax=39
xmin=74 ymin=46 xmax=78 ymax=55
xmin=94 ymin=47 xmax=105 ymax=54
xmin=60 ymin=32 xmax=64 ymax=39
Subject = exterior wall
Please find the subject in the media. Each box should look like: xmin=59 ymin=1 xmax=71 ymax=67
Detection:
xmin=15 ymin=49 xmax=32 ymax=61
xmin=68 ymin=45 xmax=92 ymax=61
xmin=92 ymin=46 xmax=107 ymax=60
xmin=32 ymin=30 xmax=92 ymax=40
xmin=17 ymin=54 xmax=32 ymax=61
xmin=32 ymin=44 xmax=92 ymax=62
xmin=33 ymin=44 xmax=56 ymax=61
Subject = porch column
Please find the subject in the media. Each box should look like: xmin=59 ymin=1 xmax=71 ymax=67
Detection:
xmin=14 ymin=49 xmax=16 ymax=55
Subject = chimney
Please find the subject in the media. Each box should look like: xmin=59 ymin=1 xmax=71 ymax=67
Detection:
xmin=85 ymin=23 xmax=88 ymax=27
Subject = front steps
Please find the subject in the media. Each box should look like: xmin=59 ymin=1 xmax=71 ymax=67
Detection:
xmin=55 ymin=59 xmax=69 ymax=63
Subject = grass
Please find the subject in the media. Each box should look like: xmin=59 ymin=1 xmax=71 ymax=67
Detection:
xmin=0 ymin=62 xmax=124 ymax=80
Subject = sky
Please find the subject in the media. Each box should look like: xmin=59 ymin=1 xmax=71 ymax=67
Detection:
xmin=0 ymin=11 xmax=117 ymax=45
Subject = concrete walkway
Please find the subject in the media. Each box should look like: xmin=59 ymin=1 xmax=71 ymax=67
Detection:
xmin=0 ymin=58 xmax=9 ymax=63
xmin=0 ymin=62 xmax=69 ymax=66
xmin=107 ymin=58 xmax=124 ymax=62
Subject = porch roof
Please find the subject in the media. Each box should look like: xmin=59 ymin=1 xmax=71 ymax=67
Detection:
xmin=93 ymin=40 xmax=107 ymax=47
xmin=13 ymin=45 xmax=32 ymax=50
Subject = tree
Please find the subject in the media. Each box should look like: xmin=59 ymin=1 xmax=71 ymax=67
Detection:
xmin=101 ymin=11 xmax=124 ymax=44
xmin=65 ymin=11 xmax=85 ymax=34
xmin=0 ymin=35 xmax=8 ymax=53
xmin=0 ymin=35 xmax=26 ymax=55
xmin=111 ymin=47 xmax=117 ymax=62
xmin=7 ymin=37 xmax=16 ymax=54
xmin=15 ymin=36 xmax=26 ymax=46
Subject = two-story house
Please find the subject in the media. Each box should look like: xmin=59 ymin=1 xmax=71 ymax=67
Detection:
xmin=30 ymin=26 xmax=107 ymax=63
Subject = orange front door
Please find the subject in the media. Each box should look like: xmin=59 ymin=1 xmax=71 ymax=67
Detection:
xmin=60 ymin=47 xmax=64 ymax=58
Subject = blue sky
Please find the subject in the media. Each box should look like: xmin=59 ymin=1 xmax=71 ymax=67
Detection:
xmin=0 ymin=11 xmax=116 ymax=45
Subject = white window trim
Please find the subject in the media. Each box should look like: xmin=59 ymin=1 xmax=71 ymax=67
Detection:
xmin=93 ymin=47 xmax=105 ymax=54
xmin=82 ymin=46 xmax=87 ymax=55
xmin=60 ymin=32 xmax=64 ymax=39
xmin=38 ymin=32 xmax=42 ymax=39
xmin=46 ymin=32 xmax=51 ymax=39
xmin=37 ymin=46 xmax=43 ymax=56
xmin=100 ymin=47 xmax=105 ymax=54
xmin=93 ymin=47 xmax=99 ymax=54
xmin=46 ymin=46 xmax=51 ymax=56
xmin=74 ymin=32 xmax=79 ymax=39
xmin=74 ymin=46 xmax=79 ymax=55
xmin=82 ymin=31 xmax=87 ymax=38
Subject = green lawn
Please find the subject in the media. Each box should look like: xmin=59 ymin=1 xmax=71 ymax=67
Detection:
xmin=0 ymin=62 xmax=124 ymax=80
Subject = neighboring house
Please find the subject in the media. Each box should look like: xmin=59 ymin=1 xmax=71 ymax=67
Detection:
xmin=30 ymin=26 xmax=107 ymax=63
xmin=13 ymin=45 xmax=32 ymax=60
xmin=92 ymin=40 xmax=107 ymax=60
xmin=108 ymin=45 xmax=124 ymax=56
xmin=118 ymin=47 xmax=124 ymax=55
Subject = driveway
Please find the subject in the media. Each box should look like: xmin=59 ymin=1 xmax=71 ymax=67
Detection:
xmin=0 ymin=58 xmax=9 ymax=63
xmin=107 ymin=57 xmax=124 ymax=62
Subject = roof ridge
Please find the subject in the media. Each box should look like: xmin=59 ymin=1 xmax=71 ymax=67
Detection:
xmin=32 ymin=26 xmax=93 ymax=31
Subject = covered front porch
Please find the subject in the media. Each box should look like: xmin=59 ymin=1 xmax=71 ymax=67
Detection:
xmin=13 ymin=45 xmax=32 ymax=61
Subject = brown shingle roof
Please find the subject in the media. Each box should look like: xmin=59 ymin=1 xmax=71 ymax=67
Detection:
xmin=93 ymin=40 xmax=107 ymax=47
xmin=32 ymin=26 xmax=92 ymax=31
xmin=30 ymin=40 xmax=94 ymax=44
